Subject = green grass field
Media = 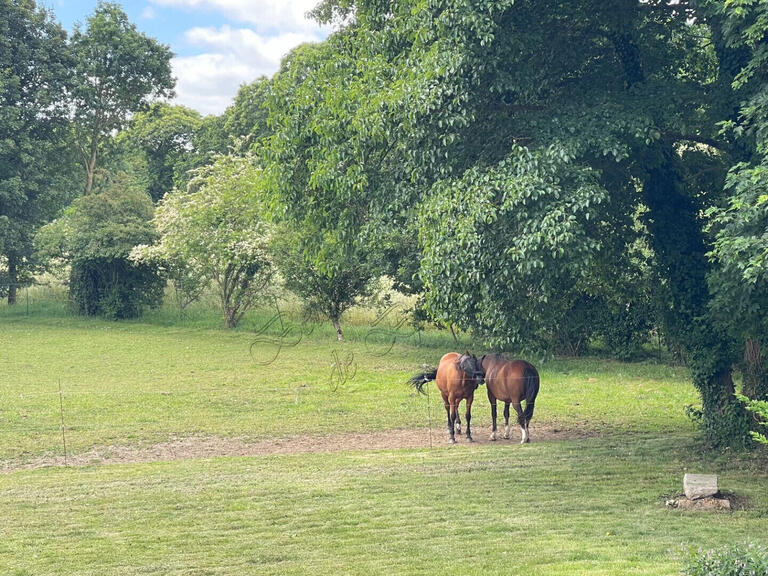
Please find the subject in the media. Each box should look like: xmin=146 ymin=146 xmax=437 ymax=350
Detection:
xmin=1 ymin=302 xmax=767 ymax=575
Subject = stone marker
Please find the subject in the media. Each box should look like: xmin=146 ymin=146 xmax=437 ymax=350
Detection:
xmin=684 ymin=474 xmax=718 ymax=500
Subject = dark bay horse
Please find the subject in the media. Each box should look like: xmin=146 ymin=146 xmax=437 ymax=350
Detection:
xmin=409 ymin=352 xmax=485 ymax=444
xmin=481 ymin=353 xmax=539 ymax=443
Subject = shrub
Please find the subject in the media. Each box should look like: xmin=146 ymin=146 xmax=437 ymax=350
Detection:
xmin=682 ymin=543 xmax=768 ymax=576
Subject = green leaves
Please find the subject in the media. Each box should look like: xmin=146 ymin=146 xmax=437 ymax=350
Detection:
xmin=70 ymin=2 xmax=174 ymax=194
xmin=136 ymin=153 xmax=273 ymax=328
xmin=418 ymin=144 xmax=608 ymax=349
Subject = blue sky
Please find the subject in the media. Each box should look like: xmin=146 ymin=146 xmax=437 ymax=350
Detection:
xmin=40 ymin=0 xmax=330 ymax=115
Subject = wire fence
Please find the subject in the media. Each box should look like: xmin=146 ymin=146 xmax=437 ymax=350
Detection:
xmin=0 ymin=281 xmax=71 ymax=316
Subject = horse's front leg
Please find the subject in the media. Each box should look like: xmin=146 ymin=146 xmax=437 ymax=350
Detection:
xmin=503 ymin=402 xmax=511 ymax=439
xmin=464 ymin=395 xmax=474 ymax=442
xmin=454 ymin=409 xmax=462 ymax=435
xmin=443 ymin=395 xmax=456 ymax=444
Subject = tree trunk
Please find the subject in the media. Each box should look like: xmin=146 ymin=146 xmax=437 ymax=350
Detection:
xmin=84 ymin=146 xmax=97 ymax=196
xmin=610 ymin=15 xmax=749 ymax=446
xmin=7 ymin=255 xmax=17 ymax=305
xmin=642 ymin=145 xmax=749 ymax=447
xmin=332 ymin=318 xmax=344 ymax=341
xmin=743 ymin=339 xmax=768 ymax=400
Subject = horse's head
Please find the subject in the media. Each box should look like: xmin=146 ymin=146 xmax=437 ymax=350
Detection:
xmin=459 ymin=351 xmax=485 ymax=385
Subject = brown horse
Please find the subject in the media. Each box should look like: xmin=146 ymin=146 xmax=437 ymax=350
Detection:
xmin=481 ymin=353 xmax=539 ymax=443
xmin=409 ymin=352 xmax=485 ymax=444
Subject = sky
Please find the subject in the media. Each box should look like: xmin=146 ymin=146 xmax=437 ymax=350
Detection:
xmin=40 ymin=0 xmax=331 ymax=115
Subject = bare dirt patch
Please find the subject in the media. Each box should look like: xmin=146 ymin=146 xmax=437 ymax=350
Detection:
xmin=2 ymin=424 xmax=592 ymax=473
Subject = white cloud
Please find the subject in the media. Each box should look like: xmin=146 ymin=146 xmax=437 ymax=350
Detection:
xmin=172 ymin=26 xmax=323 ymax=115
xmin=141 ymin=6 xmax=157 ymax=19
xmin=150 ymin=0 xmax=328 ymax=34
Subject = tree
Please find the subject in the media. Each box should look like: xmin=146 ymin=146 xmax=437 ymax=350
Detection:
xmin=70 ymin=2 xmax=174 ymax=196
xmin=134 ymin=154 xmax=273 ymax=328
xmin=265 ymin=41 xmax=384 ymax=339
xmin=122 ymin=103 xmax=203 ymax=202
xmin=300 ymin=0 xmax=765 ymax=446
xmin=273 ymin=224 xmax=377 ymax=341
xmin=224 ymin=77 xmax=272 ymax=151
xmin=37 ymin=169 xmax=163 ymax=319
xmin=706 ymin=0 xmax=768 ymax=402
xmin=173 ymin=114 xmax=230 ymax=191
xmin=0 ymin=0 xmax=77 ymax=304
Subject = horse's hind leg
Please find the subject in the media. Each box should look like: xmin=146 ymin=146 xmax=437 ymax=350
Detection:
xmin=454 ymin=409 xmax=462 ymax=435
xmin=512 ymin=402 xmax=527 ymax=444
xmin=503 ymin=402 xmax=511 ymax=439
xmin=489 ymin=400 xmax=498 ymax=441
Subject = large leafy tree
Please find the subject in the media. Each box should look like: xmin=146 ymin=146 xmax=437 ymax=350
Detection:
xmin=0 ymin=0 xmax=77 ymax=304
xmin=224 ymin=77 xmax=272 ymax=151
xmin=266 ymin=42 xmax=382 ymax=336
xmin=706 ymin=0 xmax=768 ymax=402
xmin=70 ymin=2 xmax=174 ymax=196
xmin=288 ymin=0 xmax=766 ymax=446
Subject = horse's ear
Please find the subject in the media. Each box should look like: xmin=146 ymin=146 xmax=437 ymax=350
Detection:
xmin=465 ymin=349 xmax=470 ymax=356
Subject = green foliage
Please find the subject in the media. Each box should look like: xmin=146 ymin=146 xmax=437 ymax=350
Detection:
xmin=708 ymin=161 xmax=768 ymax=340
xmin=736 ymin=393 xmax=768 ymax=446
xmin=682 ymin=543 xmax=768 ymax=576
xmin=223 ymin=76 xmax=272 ymax=151
xmin=272 ymin=224 xmax=377 ymax=340
xmin=37 ymin=170 xmax=162 ymax=318
xmin=122 ymin=103 xmax=203 ymax=202
xmin=0 ymin=0 xmax=78 ymax=302
xmin=70 ymin=2 xmax=174 ymax=195
xmin=419 ymin=144 xmax=609 ymax=351
xmin=134 ymin=154 xmax=273 ymax=328
xmin=172 ymin=114 xmax=230 ymax=190
xmin=295 ymin=0 xmax=759 ymax=446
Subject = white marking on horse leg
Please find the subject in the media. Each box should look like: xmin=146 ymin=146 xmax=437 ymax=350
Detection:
xmin=503 ymin=424 xmax=510 ymax=440
xmin=520 ymin=426 xmax=528 ymax=444
xmin=490 ymin=430 xmax=497 ymax=441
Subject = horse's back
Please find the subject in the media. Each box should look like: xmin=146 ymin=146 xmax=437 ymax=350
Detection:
xmin=487 ymin=358 xmax=538 ymax=402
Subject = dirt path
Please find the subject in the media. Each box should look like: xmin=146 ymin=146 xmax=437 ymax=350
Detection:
xmin=2 ymin=425 xmax=593 ymax=473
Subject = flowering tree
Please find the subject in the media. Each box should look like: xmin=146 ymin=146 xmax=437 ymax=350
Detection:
xmin=133 ymin=154 xmax=273 ymax=328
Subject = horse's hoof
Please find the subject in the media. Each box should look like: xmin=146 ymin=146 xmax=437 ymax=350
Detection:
xmin=490 ymin=432 xmax=497 ymax=441
xmin=448 ymin=438 xmax=456 ymax=445
xmin=466 ymin=436 xmax=474 ymax=443
xmin=503 ymin=434 xmax=510 ymax=440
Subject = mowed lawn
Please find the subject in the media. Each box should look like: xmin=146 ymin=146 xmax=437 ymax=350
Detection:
xmin=1 ymin=310 xmax=767 ymax=575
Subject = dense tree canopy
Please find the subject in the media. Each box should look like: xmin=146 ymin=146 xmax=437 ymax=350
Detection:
xmin=37 ymin=169 xmax=163 ymax=318
xmin=0 ymin=0 xmax=77 ymax=304
xmin=261 ymin=0 xmax=768 ymax=446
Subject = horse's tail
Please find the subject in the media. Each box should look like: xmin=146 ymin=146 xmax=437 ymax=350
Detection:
xmin=408 ymin=369 xmax=437 ymax=395
xmin=522 ymin=363 xmax=540 ymax=422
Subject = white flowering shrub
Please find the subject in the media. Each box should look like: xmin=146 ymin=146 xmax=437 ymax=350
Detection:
xmin=132 ymin=153 xmax=273 ymax=327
